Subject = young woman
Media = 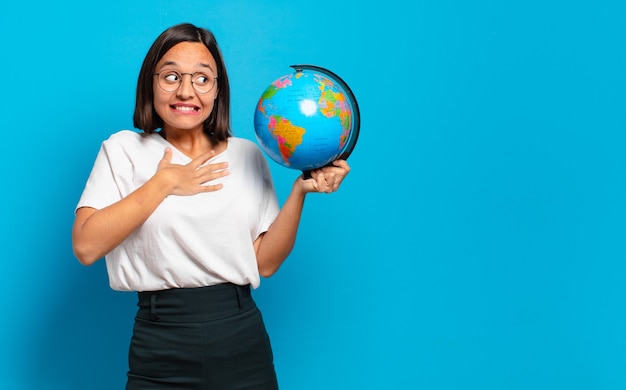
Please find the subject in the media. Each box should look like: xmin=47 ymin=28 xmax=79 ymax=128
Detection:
xmin=72 ymin=23 xmax=350 ymax=389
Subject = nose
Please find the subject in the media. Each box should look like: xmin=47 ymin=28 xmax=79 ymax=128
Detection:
xmin=176 ymin=73 xmax=195 ymax=98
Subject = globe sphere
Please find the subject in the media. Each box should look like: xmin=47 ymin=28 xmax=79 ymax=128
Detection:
xmin=253 ymin=65 xmax=360 ymax=173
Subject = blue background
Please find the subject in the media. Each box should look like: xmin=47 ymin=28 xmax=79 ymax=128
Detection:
xmin=2 ymin=1 xmax=625 ymax=389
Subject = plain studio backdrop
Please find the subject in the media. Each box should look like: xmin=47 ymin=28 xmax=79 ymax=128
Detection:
xmin=1 ymin=0 xmax=626 ymax=389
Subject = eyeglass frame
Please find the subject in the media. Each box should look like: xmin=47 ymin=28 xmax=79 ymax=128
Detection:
xmin=152 ymin=70 xmax=219 ymax=94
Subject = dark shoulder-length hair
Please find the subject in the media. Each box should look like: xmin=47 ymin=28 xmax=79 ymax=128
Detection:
xmin=133 ymin=23 xmax=231 ymax=144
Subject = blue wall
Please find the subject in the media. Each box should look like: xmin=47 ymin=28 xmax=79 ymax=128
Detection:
xmin=2 ymin=1 xmax=626 ymax=389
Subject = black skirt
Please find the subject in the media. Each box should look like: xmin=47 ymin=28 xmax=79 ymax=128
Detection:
xmin=126 ymin=283 xmax=279 ymax=390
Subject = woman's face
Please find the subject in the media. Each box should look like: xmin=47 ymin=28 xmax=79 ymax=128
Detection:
xmin=153 ymin=41 xmax=219 ymax=133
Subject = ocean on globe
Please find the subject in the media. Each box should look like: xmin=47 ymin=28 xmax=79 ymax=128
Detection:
xmin=253 ymin=65 xmax=359 ymax=173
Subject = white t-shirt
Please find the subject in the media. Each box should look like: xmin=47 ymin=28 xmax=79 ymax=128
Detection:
xmin=76 ymin=130 xmax=280 ymax=292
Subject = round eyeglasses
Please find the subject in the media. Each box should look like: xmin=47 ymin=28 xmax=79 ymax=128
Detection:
xmin=153 ymin=70 xmax=218 ymax=94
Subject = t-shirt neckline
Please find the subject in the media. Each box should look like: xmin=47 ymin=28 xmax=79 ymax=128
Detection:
xmin=151 ymin=132 xmax=229 ymax=162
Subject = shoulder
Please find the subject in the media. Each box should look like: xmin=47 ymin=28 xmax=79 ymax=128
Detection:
xmin=228 ymin=136 xmax=258 ymax=149
xmin=103 ymin=130 xmax=160 ymax=149
xmin=106 ymin=129 xmax=143 ymax=141
xmin=227 ymin=137 xmax=272 ymax=172
xmin=229 ymin=137 xmax=277 ymax=184
xmin=228 ymin=137 xmax=263 ymax=155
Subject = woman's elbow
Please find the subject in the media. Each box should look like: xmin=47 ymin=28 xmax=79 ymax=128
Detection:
xmin=72 ymin=241 xmax=101 ymax=266
xmin=258 ymin=262 xmax=281 ymax=278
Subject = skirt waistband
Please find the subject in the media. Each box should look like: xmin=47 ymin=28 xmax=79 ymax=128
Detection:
xmin=136 ymin=283 xmax=253 ymax=323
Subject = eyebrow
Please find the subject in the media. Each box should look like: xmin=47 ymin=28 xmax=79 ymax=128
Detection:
xmin=158 ymin=61 xmax=216 ymax=73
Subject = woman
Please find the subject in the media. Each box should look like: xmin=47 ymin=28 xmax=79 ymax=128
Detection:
xmin=72 ymin=23 xmax=350 ymax=389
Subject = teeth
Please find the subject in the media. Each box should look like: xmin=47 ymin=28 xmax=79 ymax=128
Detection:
xmin=174 ymin=106 xmax=196 ymax=111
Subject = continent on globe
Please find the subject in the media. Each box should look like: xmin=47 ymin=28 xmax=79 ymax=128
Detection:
xmin=253 ymin=65 xmax=360 ymax=175
xmin=268 ymin=116 xmax=305 ymax=162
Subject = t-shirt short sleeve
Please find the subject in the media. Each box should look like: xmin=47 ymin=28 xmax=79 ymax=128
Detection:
xmin=75 ymin=134 xmax=132 ymax=212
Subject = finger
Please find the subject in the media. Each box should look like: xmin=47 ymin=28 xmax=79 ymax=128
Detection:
xmin=317 ymin=162 xmax=348 ymax=179
xmin=317 ymin=168 xmax=346 ymax=192
xmin=188 ymin=149 xmax=218 ymax=169
xmin=312 ymin=172 xmax=333 ymax=193
xmin=196 ymin=183 xmax=225 ymax=193
xmin=196 ymin=161 xmax=229 ymax=176
xmin=332 ymin=159 xmax=348 ymax=167
xmin=332 ymin=159 xmax=350 ymax=174
xmin=194 ymin=163 xmax=230 ymax=185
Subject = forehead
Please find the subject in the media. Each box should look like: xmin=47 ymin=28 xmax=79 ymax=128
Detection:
xmin=156 ymin=41 xmax=217 ymax=71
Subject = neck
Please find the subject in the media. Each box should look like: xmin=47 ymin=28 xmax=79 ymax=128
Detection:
xmin=162 ymin=127 xmax=217 ymax=159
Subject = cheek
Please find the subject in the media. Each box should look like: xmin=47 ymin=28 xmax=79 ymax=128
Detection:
xmin=153 ymin=89 xmax=170 ymax=117
xmin=201 ymin=97 xmax=216 ymax=114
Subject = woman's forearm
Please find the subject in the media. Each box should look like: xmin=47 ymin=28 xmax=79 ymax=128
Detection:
xmin=72 ymin=172 xmax=172 ymax=265
xmin=255 ymin=181 xmax=306 ymax=277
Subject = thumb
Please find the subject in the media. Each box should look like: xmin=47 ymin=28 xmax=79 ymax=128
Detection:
xmin=163 ymin=147 xmax=172 ymax=160
xmin=159 ymin=147 xmax=173 ymax=167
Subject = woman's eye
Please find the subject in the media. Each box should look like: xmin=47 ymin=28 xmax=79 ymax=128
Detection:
xmin=195 ymin=75 xmax=209 ymax=85
xmin=164 ymin=73 xmax=180 ymax=83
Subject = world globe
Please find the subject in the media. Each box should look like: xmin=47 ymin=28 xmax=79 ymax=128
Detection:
xmin=254 ymin=65 xmax=360 ymax=177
